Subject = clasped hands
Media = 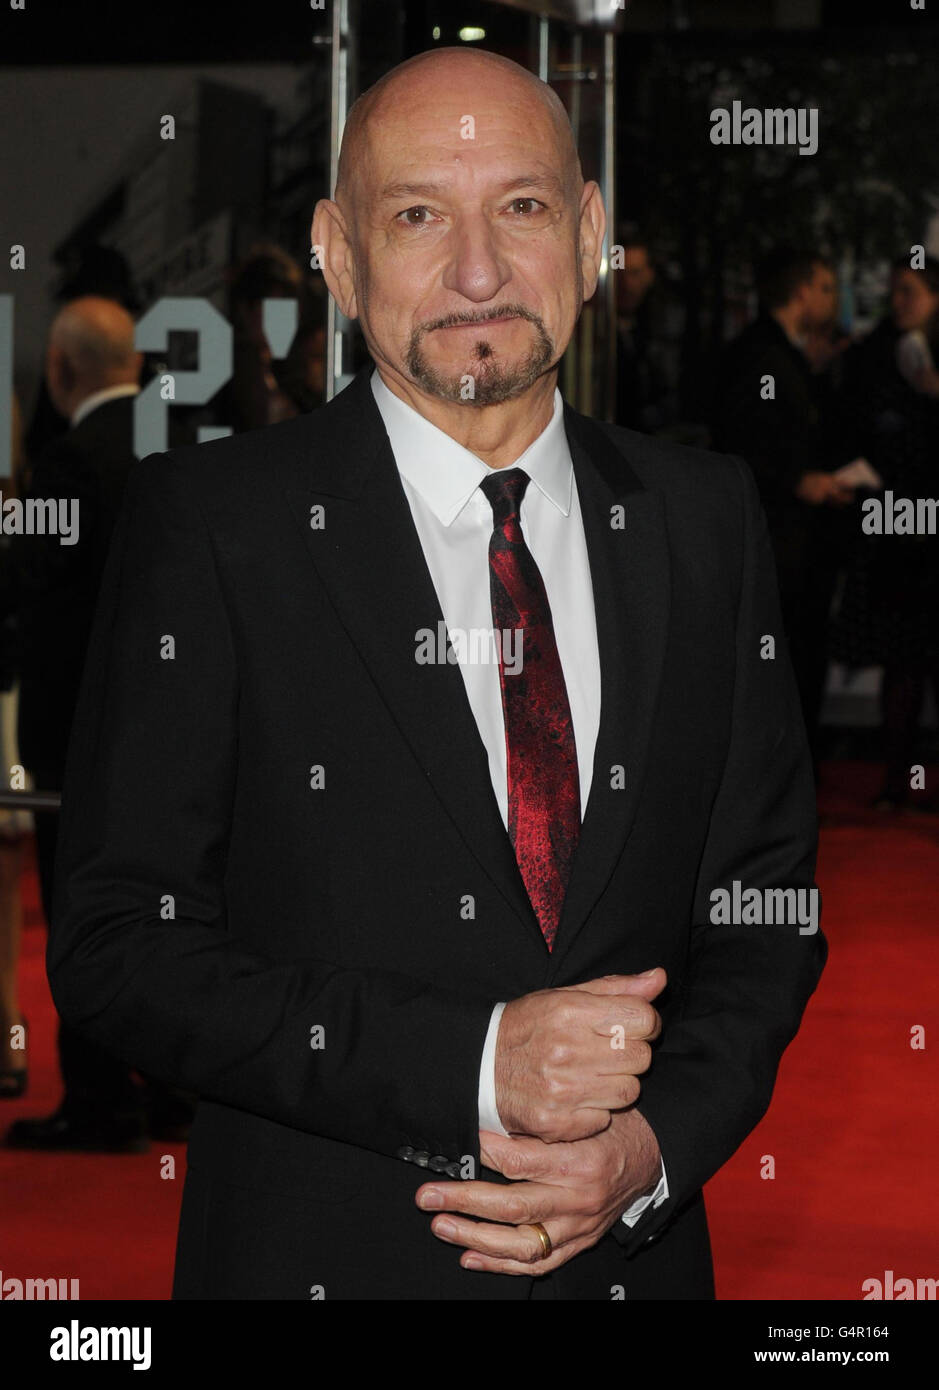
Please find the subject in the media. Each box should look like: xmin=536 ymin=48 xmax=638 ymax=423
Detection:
xmin=415 ymin=967 xmax=667 ymax=1276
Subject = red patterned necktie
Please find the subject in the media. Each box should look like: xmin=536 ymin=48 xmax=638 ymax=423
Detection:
xmin=478 ymin=467 xmax=580 ymax=950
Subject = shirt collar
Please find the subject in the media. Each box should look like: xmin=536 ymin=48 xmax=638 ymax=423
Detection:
xmin=70 ymin=383 xmax=140 ymax=428
xmin=370 ymin=368 xmax=573 ymax=527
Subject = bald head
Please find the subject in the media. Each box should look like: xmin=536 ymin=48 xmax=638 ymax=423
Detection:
xmin=50 ymin=296 xmax=138 ymax=378
xmin=335 ymin=48 xmax=582 ymax=213
xmin=46 ymin=296 xmax=140 ymax=418
xmin=312 ymin=45 xmax=605 ymax=433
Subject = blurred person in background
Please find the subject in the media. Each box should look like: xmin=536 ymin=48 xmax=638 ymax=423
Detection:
xmin=23 ymin=246 xmax=139 ymax=466
xmin=613 ymin=231 xmax=680 ymax=435
xmin=214 ymin=243 xmax=327 ymax=434
xmin=712 ymin=248 xmax=854 ymax=774
xmin=829 ymin=255 xmax=939 ymax=811
xmin=0 ymin=297 xmax=193 ymax=1149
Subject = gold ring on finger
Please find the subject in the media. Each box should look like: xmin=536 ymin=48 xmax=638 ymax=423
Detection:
xmin=529 ymin=1222 xmax=552 ymax=1259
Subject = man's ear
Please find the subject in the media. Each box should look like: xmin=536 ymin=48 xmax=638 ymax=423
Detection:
xmin=312 ymin=199 xmax=358 ymax=321
xmin=579 ymin=181 xmax=606 ymax=304
xmin=45 ymin=344 xmax=70 ymax=410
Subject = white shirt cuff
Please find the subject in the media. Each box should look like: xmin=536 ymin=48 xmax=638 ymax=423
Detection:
xmin=621 ymin=1159 xmax=669 ymax=1227
xmin=477 ymin=1001 xmax=509 ymax=1136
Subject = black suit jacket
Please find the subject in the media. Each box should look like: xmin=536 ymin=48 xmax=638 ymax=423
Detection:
xmin=0 ymin=394 xmax=137 ymax=779
xmin=47 ymin=366 xmax=826 ymax=1300
xmin=711 ymin=311 xmax=826 ymax=512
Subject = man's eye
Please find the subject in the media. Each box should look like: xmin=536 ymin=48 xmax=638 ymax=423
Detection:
xmin=508 ymin=198 xmax=542 ymax=216
xmin=398 ymin=206 xmax=434 ymax=225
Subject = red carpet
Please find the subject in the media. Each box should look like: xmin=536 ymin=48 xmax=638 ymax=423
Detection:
xmin=706 ymin=761 xmax=939 ymax=1299
xmin=1 ymin=761 xmax=937 ymax=1300
xmin=0 ymin=839 xmax=186 ymax=1300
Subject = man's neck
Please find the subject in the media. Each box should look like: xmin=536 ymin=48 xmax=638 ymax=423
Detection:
xmin=373 ymin=363 xmax=558 ymax=469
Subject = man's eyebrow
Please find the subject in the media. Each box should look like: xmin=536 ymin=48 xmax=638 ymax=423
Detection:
xmin=378 ymin=173 xmax=564 ymax=202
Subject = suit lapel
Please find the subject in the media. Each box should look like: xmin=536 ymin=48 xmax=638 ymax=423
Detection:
xmin=281 ymin=372 xmax=672 ymax=963
xmin=546 ymin=408 xmax=672 ymax=971
xmin=281 ymin=370 xmax=543 ymax=947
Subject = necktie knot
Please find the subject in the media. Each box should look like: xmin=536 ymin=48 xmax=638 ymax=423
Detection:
xmin=479 ymin=467 xmax=531 ymax=530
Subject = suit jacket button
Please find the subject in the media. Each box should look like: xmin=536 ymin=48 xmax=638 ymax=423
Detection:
xmin=412 ymin=1151 xmax=431 ymax=1167
xmin=428 ymin=1154 xmax=450 ymax=1173
xmin=396 ymin=1146 xmax=415 ymax=1162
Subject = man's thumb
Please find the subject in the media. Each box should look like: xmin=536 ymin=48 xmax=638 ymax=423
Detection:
xmin=573 ymin=968 xmax=666 ymax=999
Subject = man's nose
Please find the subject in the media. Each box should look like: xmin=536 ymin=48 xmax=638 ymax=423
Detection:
xmin=441 ymin=214 xmax=512 ymax=303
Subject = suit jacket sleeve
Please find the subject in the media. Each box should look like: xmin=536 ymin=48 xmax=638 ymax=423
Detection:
xmin=47 ymin=451 xmax=493 ymax=1166
xmin=611 ymin=453 xmax=827 ymax=1253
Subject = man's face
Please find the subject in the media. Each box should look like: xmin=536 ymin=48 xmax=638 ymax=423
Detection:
xmin=801 ymin=264 xmax=838 ymax=329
xmin=321 ymin=63 xmax=602 ymax=407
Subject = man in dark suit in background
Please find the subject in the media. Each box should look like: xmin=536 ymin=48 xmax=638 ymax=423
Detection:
xmin=2 ymin=297 xmax=190 ymax=1152
xmin=712 ymin=249 xmax=852 ymax=769
xmin=48 ymin=51 xmax=825 ymax=1299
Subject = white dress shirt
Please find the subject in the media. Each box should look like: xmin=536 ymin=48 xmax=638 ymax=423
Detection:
xmin=69 ymin=382 xmax=140 ymax=428
xmin=370 ymin=368 xmax=667 ymax=1227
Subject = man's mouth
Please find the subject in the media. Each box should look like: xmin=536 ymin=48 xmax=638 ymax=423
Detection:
xmin=434 ymin=314 xmax=520 ymax=330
